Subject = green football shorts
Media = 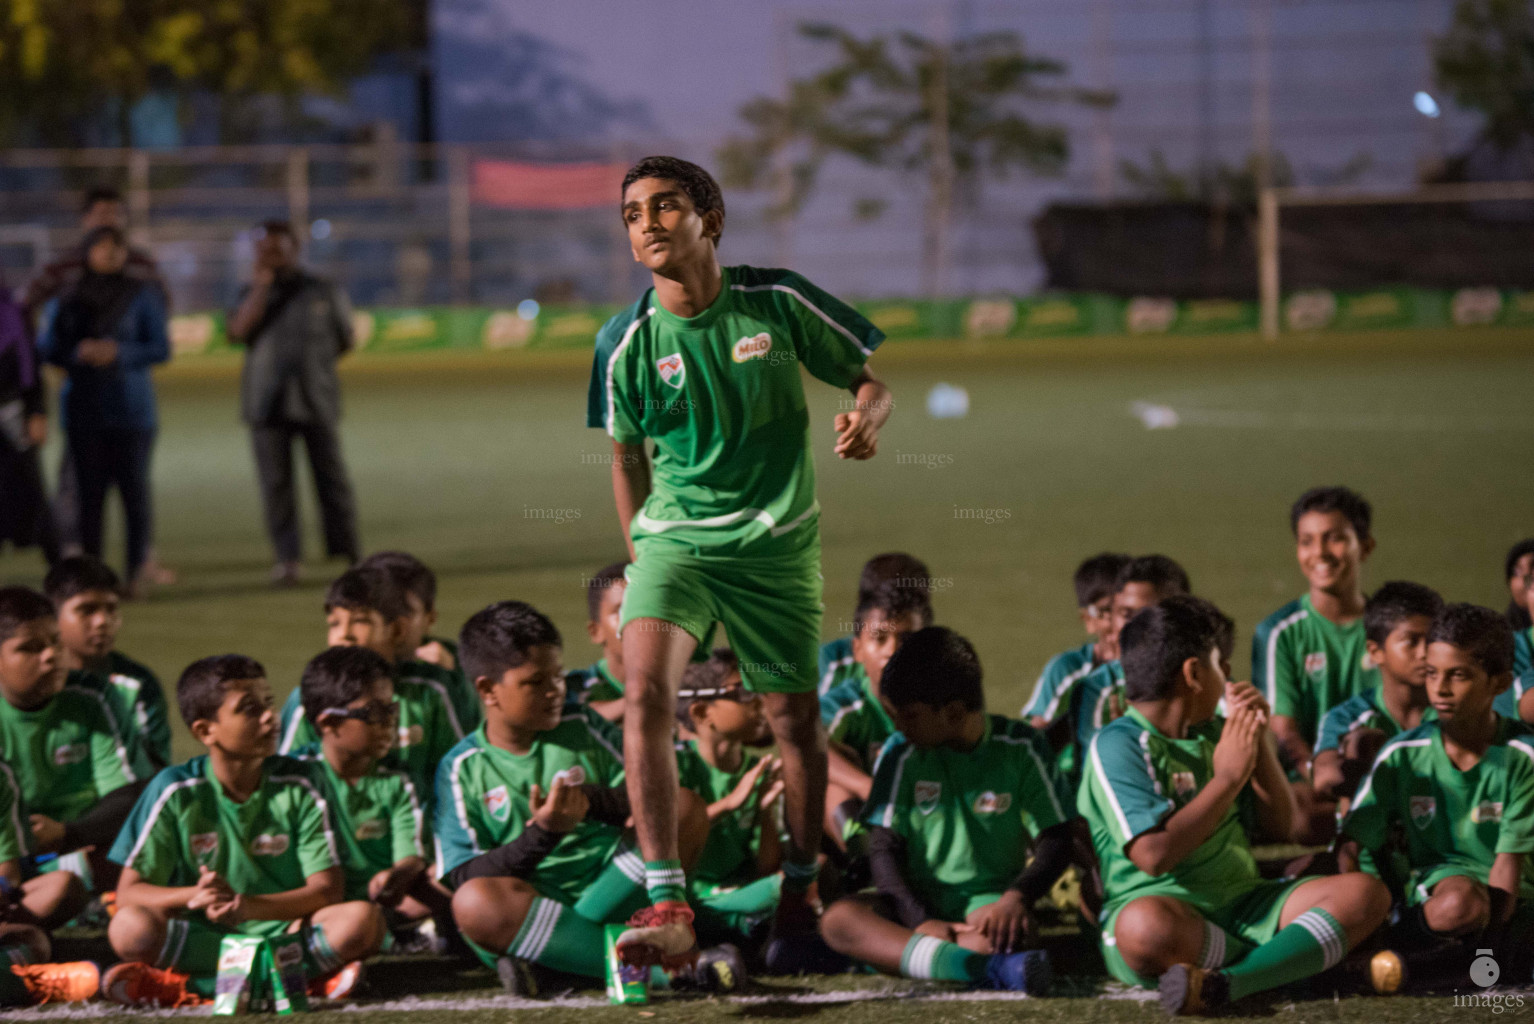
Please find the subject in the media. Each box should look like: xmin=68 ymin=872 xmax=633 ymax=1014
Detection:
xmin=619 ymin=540 xmax=822 ymax=694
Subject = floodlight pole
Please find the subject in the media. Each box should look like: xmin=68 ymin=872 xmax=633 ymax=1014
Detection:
xmin=1258 ymin=187 xmax=1279 ymax=342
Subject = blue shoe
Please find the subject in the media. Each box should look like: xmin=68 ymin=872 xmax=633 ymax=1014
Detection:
xmin=985 ymin=948 xmax=1052 ymax=995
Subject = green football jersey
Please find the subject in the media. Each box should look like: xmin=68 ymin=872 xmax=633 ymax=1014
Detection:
xmin=1023 ymin=641 xmax=1097 ymax=724
xmin=1315 ymin=686 xmax=1431 ymax=756
xmin=0 ymin=761 xmax=30 ymax=865
xmin=1493 ymin=627 xmax=1531 ymax=719
xmin=587 ymin=265 xmax=883 ymax=559
xmin=108 ymin=755 xmax=340 ymax=899
xmin=433 ymin=716 xmax=632 ymax=904
xmin=1080 ymin=707 xmax=1263 ymax=916
xmin=676 ymin=740 xmax=773 ymax=888
xmin=1068 ymin=660 xmax=1127 ymax=754
xmin=566 ymin=658 xmax=623 ymax=708
xmin=820 ymin=670 xmax=893 ymax=772
xmin=1341 ymin=719 xmax=1534 ymax=900
xmin=279 ymin=671 xmax=464 ymax=803
xmin=864 ymin=715 xmax=1070 ymax=912
xmin=818 ymin=635 xmax=856 ymax=697
xmin=291 ymin=744 xmax=427 ymax=901
xmin=1252 ymin=595 xmax=1379 ymax=747
xmin=408 ymin=657 xmax=481 ymax=736
xmin=0 ymin=685 xmax=135 ymax=823
xmin=69 ymin=651 xmax=170 ymax=771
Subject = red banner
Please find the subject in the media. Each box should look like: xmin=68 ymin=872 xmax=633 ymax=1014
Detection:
xmin=471 ymin=160 xmax=625 ymax=210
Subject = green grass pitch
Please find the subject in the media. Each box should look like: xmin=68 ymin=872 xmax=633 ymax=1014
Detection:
xmin=2 ymin=327 xmax=1532 ymax=1020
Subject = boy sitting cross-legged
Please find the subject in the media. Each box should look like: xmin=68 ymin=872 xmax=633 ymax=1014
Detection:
xmin=1024 ymin=552 xmax=1132 ymax=735
xmin=1079 ymin=595 xmax=1390 ymax=1015
xmin=1312 ymin=582 xmax=1441 ymax=807
xmin=819 ymin=626 xmax=1077 ymax=995
xmin=103 ymin=655 xmax=384 ymax=1008
xmin=1338 ymin=604 xmax=1534 ymax=978
xmin=435 ymin=601 xmax=711 ymax=994
xmin=292 ymin=646 xmax=453 ymax=943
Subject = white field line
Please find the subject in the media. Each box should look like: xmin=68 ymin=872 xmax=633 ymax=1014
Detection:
xmin=1129 ymin=401 xmax=1534 ymax=433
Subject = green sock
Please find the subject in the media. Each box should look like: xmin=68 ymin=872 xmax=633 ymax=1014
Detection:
xmin=572 ymin=847 xmax=647 ymax=922
xmin=1222 ymin=908 xmax=1348 ymax=1001
xmin=899 ymin=933 xmax=990 ymax=984
xmin=302 ymin=923 xmax=344 ymax=977
xmin=0 ymin=944 xmax=35 ymax=1007
xmin=161 ymin=918 xmax=223 ymax=976
xmin=644 ymin=859 xmax=687 ymax=906
xmin=510 ymin=897 xmax=606 ymax=978
xmin=781 ymin=859 xmax=819 ymax=896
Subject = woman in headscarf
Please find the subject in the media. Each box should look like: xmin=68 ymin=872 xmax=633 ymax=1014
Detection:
xmin=39 ymin=225 xmax=169 ymax=594
xmin=0 ymin=273 xmax=57 ymax=563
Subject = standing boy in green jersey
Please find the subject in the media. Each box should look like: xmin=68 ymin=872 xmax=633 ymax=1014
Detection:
xmin=1252 ymin=487 xmax=1380 ymax=840
xmin=819 ymin=627 xmax=1075 ymax=994
xmin=1313 ymin=582 xmax=1440 ymax=807
xmin=103 ymin=655 xmax=384 ymax=1008
xmin=589 ymin=156 xmax=892 ymax=967
xmin=358 ymin=550 xmax=480 ymax=732
xmin=1024 ymin=552 xmax=1131 ymax=732
xmin=565 ymin=562 xmax=629 ymax=722
xmin=1339 ymin=605 xmax=1534 ymax=964
xmin=434 ymin=601 xmax=712 ymax=990
xmin=1495 ymin=538 xmax=1534 ymax=723
xmin=676 ymin=650 xmax=784 ymax=947
xmin=821 ymin=583 xmax=930 ymax=849
xmin=819 ymin=553 xmax=933 ymax=697
xmin=279 ymin=568 xmax=465 ymax=802
xmin=46 ymin=556 xmax=170 ymax=772
xmin=0 ymin=587 xmax=141 ymax=890
xmin=293 ymin=646 xmax=450 ymax=938
xmin=1078 ymin=595 xmax=1389 ymax=1015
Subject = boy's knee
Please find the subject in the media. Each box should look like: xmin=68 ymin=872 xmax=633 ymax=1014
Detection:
xmin=818 ymin=898 xmax=864 ymax=952
xmin=1349 ymin=872 xmax=1392 ymax=926
xmin=1113 ymin=899 xmax=1187 ymax=974
xmin=323 ymin=900 xmax=386 ymax=959
xmin=1425 ymin=878 xmax=1490 ymax=935
xmin=107 ymin=905 xmax=165 ymax=963
xmin=763 ymin=693 xmax=822 ymax=749
xmin=451 ymin=878 xmax=529 ymax=949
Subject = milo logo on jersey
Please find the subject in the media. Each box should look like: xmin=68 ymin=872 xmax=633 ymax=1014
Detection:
xmin=1304 ymin=652 xmax=1327 ymax=679
xmin=1410 ymin=795 xmax=1436 ymax=829
xmin=53 ymin=743 xmax=88 ymax=766
xmin=191 ymin=832 xmax=219 ymax=860
xmin=656 ymin=353 xmax=686 ymax=389
xmin=1471 ymin=801 xmax=1504 ymax=824
xmin=1172 ymin=772 xmax=1198 ymax=800
xmin=252 ymin=833 xmax=291 ymax=857
xmin=355 ymin=819 xmax=388 ymax=841
xmin=732 ymin=332 xmax=772 ymax=363
xmin=553 ymin=766 xmax=587 ymax=787
xmin=972 ymin=791 xmax=1012 ymax=815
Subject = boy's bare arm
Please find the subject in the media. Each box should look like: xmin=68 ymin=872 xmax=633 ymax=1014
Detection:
xmin=237 ymin=867 xmax=344 ymax=922
xmin=833 ymin=368 xmax=891 ymax=461
xmin=1488 ymin=852 xmax=1523 ymax=930
xmin=115 ymin=866 xmax=202 ymax=914
xmin=1270 ymin=715 xmax=1314 ymax=777
xmin=611 ymin=441 xmax=650 ymax=562
xmin=1247 ymin=730 xmax=1296 ymax=841
xmin=827 ymin=746 xmax=872 ymax=801
xmin=1311 ymin=749 xmax=1346 ymax=802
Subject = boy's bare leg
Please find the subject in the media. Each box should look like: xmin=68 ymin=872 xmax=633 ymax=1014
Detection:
xmin=621 ymin=619 xmax=698 ymax=884
xmin=763 ymin=691 xmax=827 ymax=921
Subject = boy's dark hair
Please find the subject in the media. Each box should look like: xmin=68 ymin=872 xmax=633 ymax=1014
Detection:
xmin=621 ymin=156 xmax=725 ymax=241
xmin=43 ymin=555 xmax=122 ymax=606
xmin=853 ymin=581 xmax=934 ymax=635
xmin=325 ymin=567 xmax=411 ymax=624
xmin=459 ymin=601 xmax=563 ymax=683
xmin=1075 ymin=552 xmax=1133 ymax=608
xmin=0 ymin=587 xmax=55 ymax=645
xmin=82 ymin=186 xmax=123 ymax=212
xmin=359 ymin=551 xmax=437 ymax=612
xmin=858 ymin=553 xmax=932 ymax=604
xmin=585 ymin=562 xmax=630 ymax=621
xmin=675 ymin=648 xmax=740 ymax=730
xmin=259 ymin=219 xmax=297 ymax=241
xmin=1121 ymin=595 xmax=1227 ymax=702
xmin=1364 ymin=581 xmax=1445 ymax=646
xmin=1504 ymin=538 xmax=1534 ymax=630
xmin=881 ymin=626 xmax=983 ymax=712
xmin=1289 ymin=486 xmax=1372 ymax=542
xmin=177 ymin=654 xmax=266 ymax=728
xmin=300 ymin=646 xmax=395 ymax=727
xmin=1429 ymin=603 xmax=1515 ymax=679
xmin=1114 ymin=555 xmax=1191 ymax=599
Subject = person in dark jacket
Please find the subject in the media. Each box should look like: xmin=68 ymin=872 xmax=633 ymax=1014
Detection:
xmin=227 ymin=220 xmax=360 ymax=585
xmin=0 ymin=277 xmax=57 ymax=563
xmin=38 ymin=226 xmax=170 ymax=594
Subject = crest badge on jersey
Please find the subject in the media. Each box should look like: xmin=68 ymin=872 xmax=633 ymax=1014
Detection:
xmin=732 ymin=332 xmax=772 ymax=363
xmin=1304 ymin=652 xmax=1327 ymax=679
xmin=485 ymin=785 xmax=511 ymax=823
xmin=1470 ymin=801 xmax=1504 ymax=824
xmin=355 ymin=818 xmax=388 ymax=841
xmin=1410 ymin=795 xmax=1436 ymax=829
xmin=656 ymin=353 xmax=686 ymax=389
xmin=972 ymin=791 xmax=1012 ymax=815
xmin=915 ymin=781 xmax=941 ymax=815
xmin=1172 ymin=771 xmax=1198 ymax=799
xmin=53 ymin=743 xmax=87 ymax=766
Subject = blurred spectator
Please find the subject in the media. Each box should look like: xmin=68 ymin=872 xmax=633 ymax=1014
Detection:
xmin=0 ymin=275 xmax=56 ymax=563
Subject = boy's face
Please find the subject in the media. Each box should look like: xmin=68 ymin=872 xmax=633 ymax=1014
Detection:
xmin=327 ymin=605 xmax=406 ymax=662
xmin=695 ymin=672 xmax=762 ymax=742
xmin=397 ymin=594 xmax=435 ymax=654
xmin=0 ymin=619 xmax=63 ymax=709
xmin=1102 ymin=582 xmax=1162 ymax=661
xmin=586 ymin=582 xmax=626 ymax=663
xmin=482 ymin=644 xmax=565 ymax=734
xmin=1367 ymin=614 xmax=1434 ymax=688
xmin=57 ymin=588 xmax=121 ymax=661
xmin=319 ymin=676 xmax=398 ymax=762
xmin=1080 ymin=595 xmax=1113 ymax=639
xmin=622 ymin=177 xmax=720 ymax=274
xmin=1425 ymin=641 xmax=1510 ymax=724
xmin=194 ymin=676 xmax=278 ymax=760
xmin=890 ymin=700 xmax=969 ymax=749
xmin=853 ymin=609 xmax=924 ymax=692
xmin=1187 ymin=647 xmax=1228 ymax=724
xmin=1294 ymin=510 xmax=1372 ymax=595
xmin=1510 ymin=553 xmax=1534 ymax=613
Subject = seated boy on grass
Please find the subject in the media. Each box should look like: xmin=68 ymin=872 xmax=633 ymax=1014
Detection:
xmin=675 ymin=649 xmax=784 ymax=948
xmin=0 ymin=586 xmax=142 ymax=890
xmin=434 ymin=601 xmax=711 ymax=994
xmin=1024 ymin=552 xmax=1131 ymax=740
xmin=1338 ymin=604 xmax=1534 ymax=980
xmin=818 ymin=553 xmax=933 ymax=698
xmin=1079 ymin=595 xmax=1389 ymax=1015
xmin=292 ymin=646 xmax=452 ymax=942
xmin=819 ymin=626 xmax=1077 ymax=995
xmin=103 ymin=654 xmax=384 ymax=1008
xmin=565 ymin=561 xmax=629 ymax=723
xmin=1494 ymin=538 xmax=1533 ymax=724
xmin=1312 ymin=581 xmax=1440 ymax=808
xmin=46 ymin=555 xmax=170 ymax=772
xmin=279 ymin=567 xmax=465 ymax=801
